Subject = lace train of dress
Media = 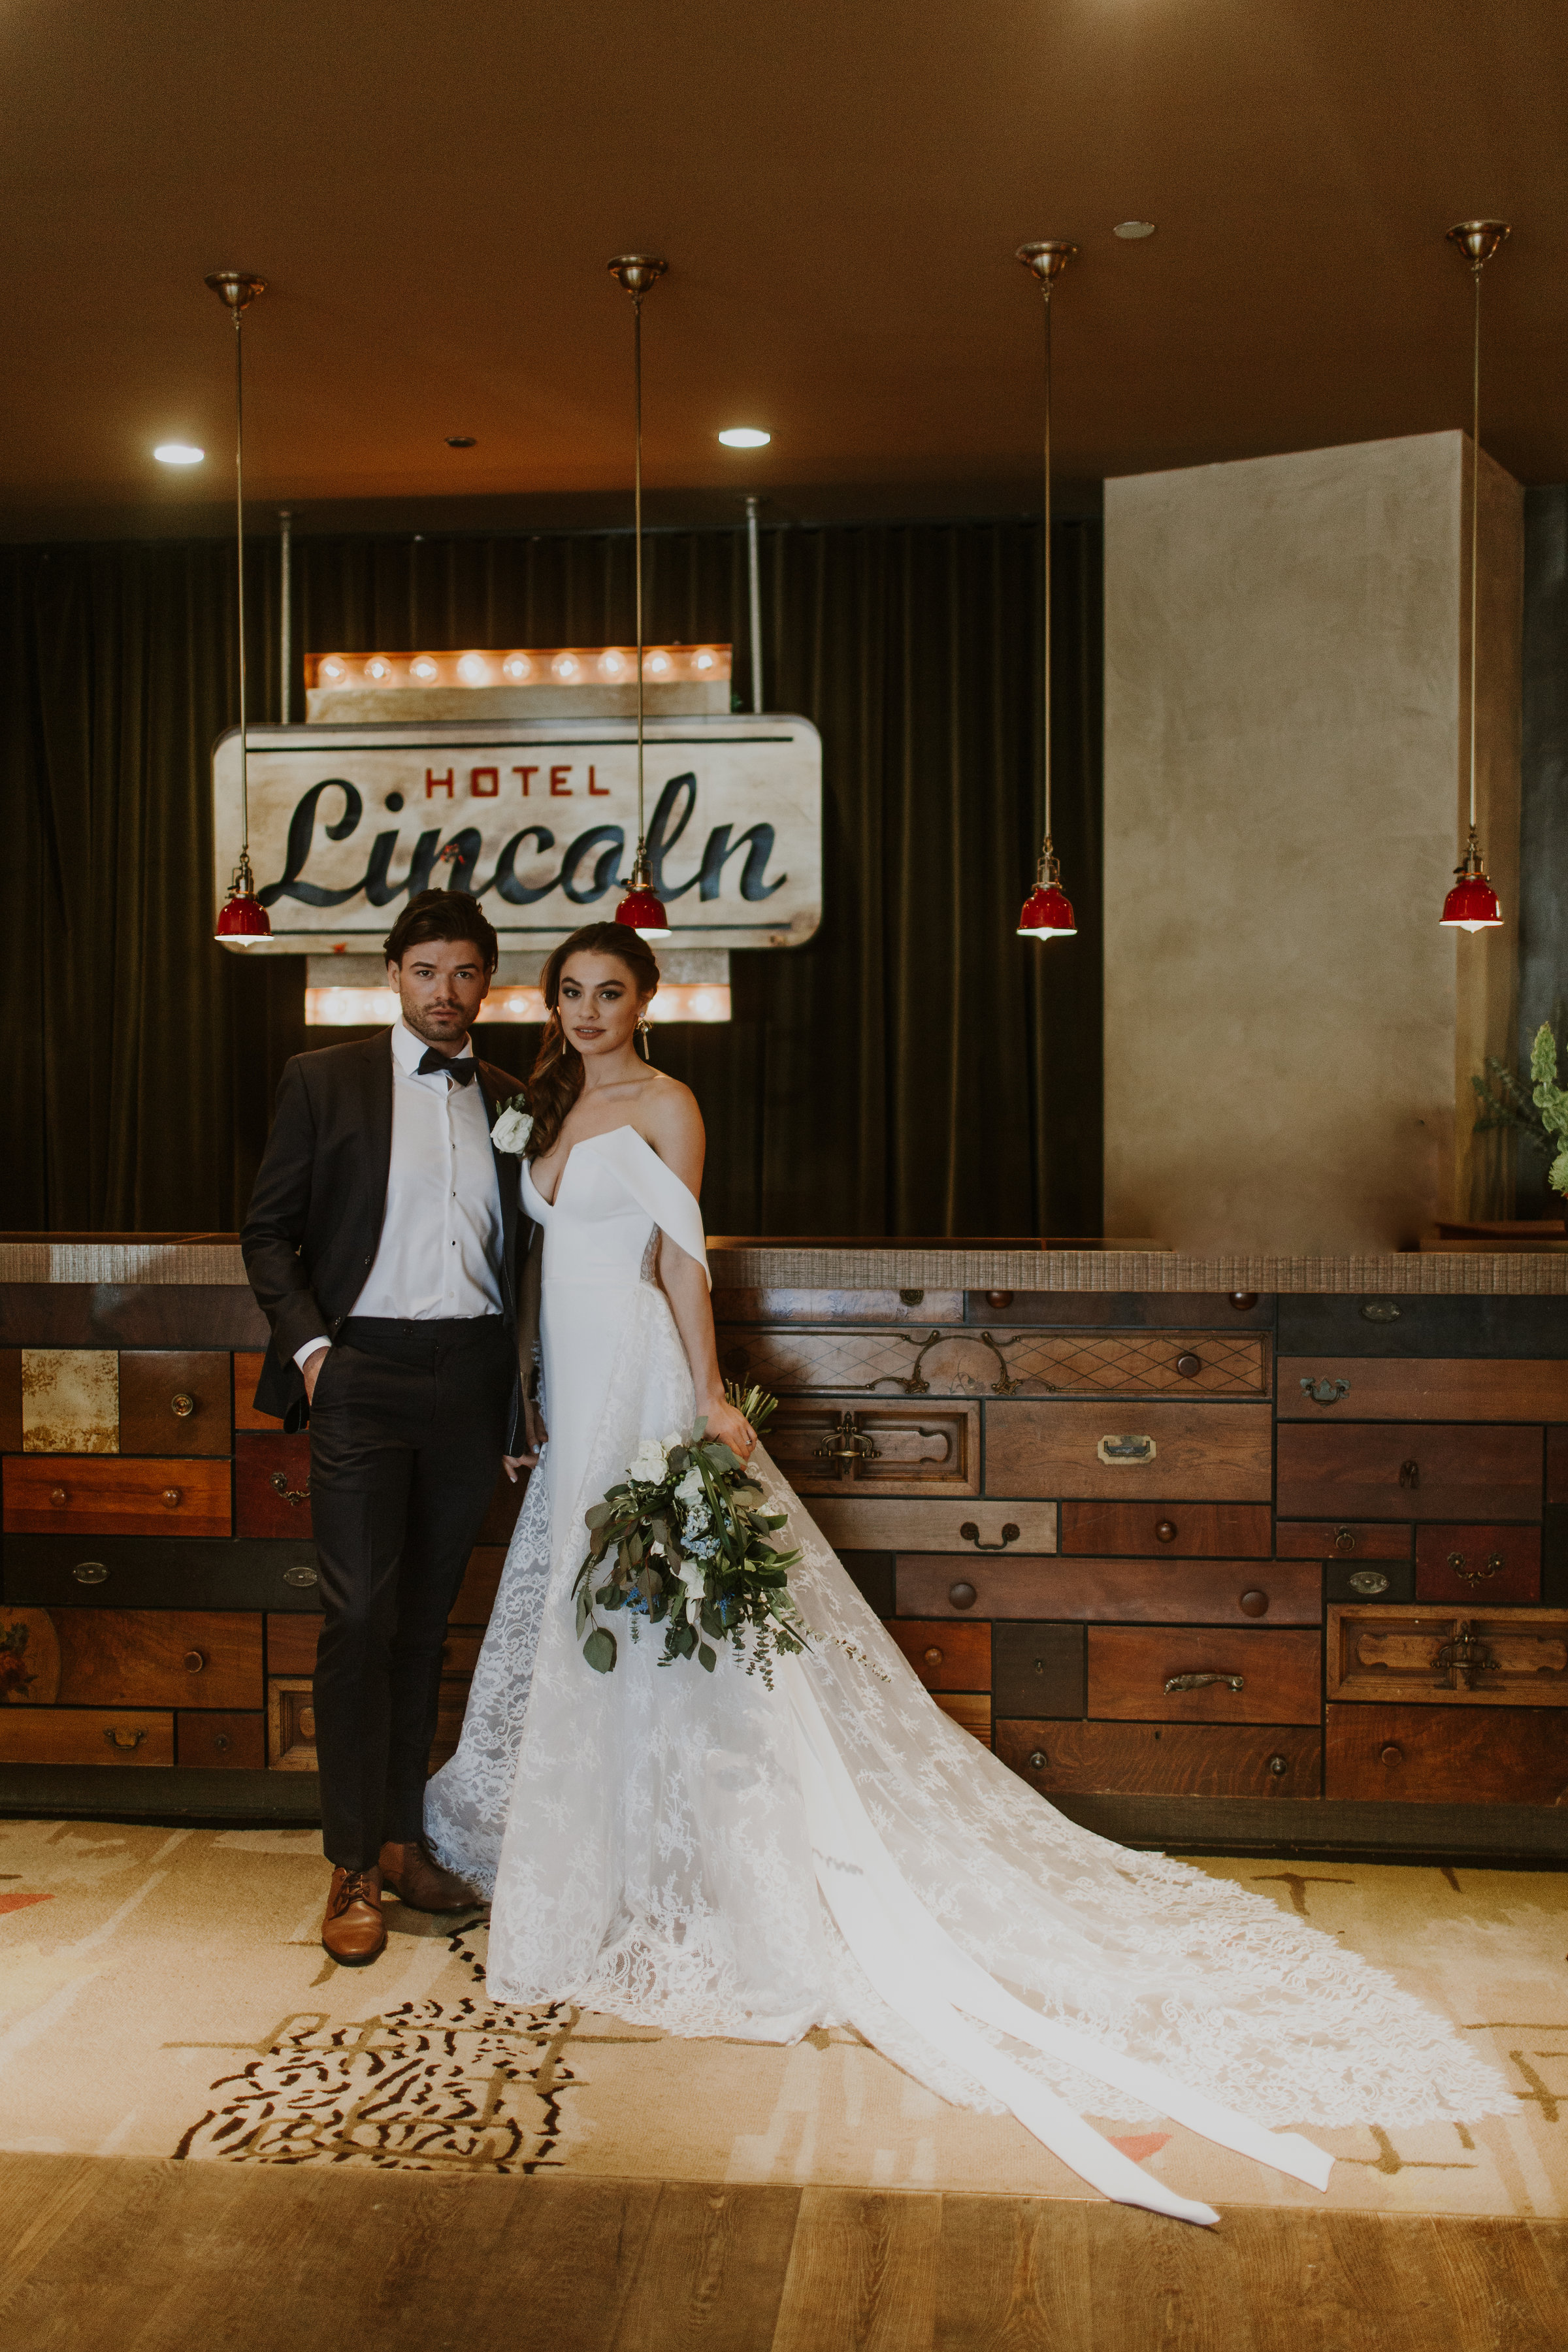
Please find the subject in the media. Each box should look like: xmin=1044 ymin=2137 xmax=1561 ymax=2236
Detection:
xmin=427 ymin=1126 xmax=1512 ymax=2225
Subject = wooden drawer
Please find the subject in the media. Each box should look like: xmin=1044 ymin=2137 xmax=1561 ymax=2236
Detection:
xmin=3 ymin=1456 xmax=231 ymax=1538
xmin=938 ymin=1556 xmax=1321 ymax=1627
xmin=176 ymin=1710 xmax=266 ymax=1769
xmin=1326 ymin=1604 xmax=1568 ymax=1707
xmin=268 ymin=1678 xmax=316 ymax=1769
xmin=4 ymin=1535 xmax=321 ymax=1614
xmin=1085 ymin=1627 xmax=1322 ymax=1724
xmin=1550 ymin=1426 xmax=1568 ymax=1505
xmin=986 ymin=1403 xmax=1273 ymax=1501
xmin=120 ymin=1352 xmax=232 ymax=1456
xmin=768 ymin=1401 xmax=979 ymax=1495
xmin=265 ymin=1614 xmax=321 ymax=1676
xmin=1060 ymin=1501 xmax=1271 ymax=1558
xmin=721 ymin=1327 xmax=1267 ymax=1399
xmin=1275 ymin=1520 xmax=1413 ymax=1561
xmin=991 ymin=1622 xmax=1085 ymax=1716
xmin=806 ymin=1498 xmax=1056 ymax=1554
xmin=1414 ymin=1524 xmax=1541 ymax=1606
xmin=233 ymin=1352 xmax=282 ymax=1429
xmin=0 ymin=1708 xmax=174 ymax=1767
xmin=235 ymin=1432 xmax=313 ymax=1538
xmin=1325 ymin=1557 xmax=1416 ymax=1605
xmin=932 ymin=1691 xmax=991 ymax=1748
xmin=713 ymin=1290 xmax=966 ymax=1327
xmin=1276 ymin=1425 xmax=1543 ymax=1522
xmin=19 ymin=1350 xmax=118 ymax=1452
xmin=48 ymin=1609 xmax=263 ymax=1710
xmin=997 ymin=1720 xmax=1323 ymax=1799
xmin=882 ymin=1618 xmax=991 ymax=1691
xmin=0 ymin=1350 xmax=20 ymax=1450
xmin=897 ymin=1558 xmax=1088 ymax=1620
xmin=1325 ymin=1702 xmax=1568 ymax=1805
xmin=1280 ymin=1357 xmax=1568 ymax=1421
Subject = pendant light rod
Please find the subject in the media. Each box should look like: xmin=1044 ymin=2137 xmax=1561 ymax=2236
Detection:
xmin=204 ymin=272 xmax=267 ymax=867
xmin=745 ymin=494 xmax=764 ymax=715
xmin=1446 ymin=220 xmax=1509 ymax=833
xmin=608 ymin=256 xmax=668 ymax=868
xmin=1016 ymin=242 xmax=1075 ymax=854
xmin=278 ymin=508 xmax=294 ymax=726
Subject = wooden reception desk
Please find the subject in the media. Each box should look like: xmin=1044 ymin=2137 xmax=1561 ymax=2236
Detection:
xmin=3 ymin=1235 xmax=1566 ymax=1858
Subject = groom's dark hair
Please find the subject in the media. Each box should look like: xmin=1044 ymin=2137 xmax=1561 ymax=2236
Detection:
xmin=384 ymin=889 xmax=499 ymax=973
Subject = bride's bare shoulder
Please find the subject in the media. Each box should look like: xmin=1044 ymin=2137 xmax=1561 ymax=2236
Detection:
xmin=638 ymin=1073 xmax=704 ymax=1157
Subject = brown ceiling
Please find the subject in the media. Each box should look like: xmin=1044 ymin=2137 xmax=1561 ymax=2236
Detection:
xmin=1 ymin=0 xmax=1565 ymax=536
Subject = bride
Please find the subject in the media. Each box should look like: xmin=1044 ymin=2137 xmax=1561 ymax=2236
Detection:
xmin=427 ymin=923 xmax=1510 ymax=2227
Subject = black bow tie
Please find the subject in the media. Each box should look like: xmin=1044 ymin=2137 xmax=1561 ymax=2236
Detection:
xmin=416 ymin=1048 xmax=478 ymax=1086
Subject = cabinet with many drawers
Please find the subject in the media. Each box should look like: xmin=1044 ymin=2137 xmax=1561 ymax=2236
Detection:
xmin=3 ymin=1241 xmax=1566 ymax=1857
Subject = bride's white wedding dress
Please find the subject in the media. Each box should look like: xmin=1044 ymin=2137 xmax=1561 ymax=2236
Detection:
xmin=426 ymin=1126 xmax=1511 ymax=2225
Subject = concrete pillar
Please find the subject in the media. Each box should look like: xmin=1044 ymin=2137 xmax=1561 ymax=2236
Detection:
xmin=1103 ymin=431 xmax=1522 ymax=1254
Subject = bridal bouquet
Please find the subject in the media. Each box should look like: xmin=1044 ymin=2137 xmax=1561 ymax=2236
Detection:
xmin=574 ymin=1384 xmax=808 ymax=1681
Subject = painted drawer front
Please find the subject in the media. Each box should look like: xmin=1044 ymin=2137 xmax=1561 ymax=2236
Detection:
xmin=721 ymin=1327 xmax=1267 ymax=1399
xmin=1275 ymin=1521 xmax=1413 ymax=1561
xmin=713 ymin=1290 xmax=966 ymax=1327
xmin=2 ymin=1535 xmax=321 ymax=1614
xmin=120 ymin=1352 xmax=232 ymax=1456
xmin=972 ymin=1293 xmax=1277 ymax=1330
xmin=20 ymin=1350 xmax=118 ymax=1452
xmin=1085 ymin=1627 xmax=1322 ymax=1725
xmin=1326 ymin=1604 xmax=1568 ymax=1707
xmin=235 ymin=1432 xmax=313 ymax=1538
xmin=1413 ymin=1524 xmax=1541 ymax=1607
xmin=2 ymin=1456 xmax=231 ymax=1539
xmin=1276 ymin=1425 xmax=1543 ymax=1523
xmin=1324 ymin=1702 xmax=1568 ymax=1805
xmin=996 ymin=1720 xmax=1323 ymax=1799
xmin=986 ymin=1402 xmax=1273 ymax=1501
xmin=896 ymin=1559 xmax=1090 ymax=1620
xmin=1280 ymin=1357 xmax=1568 ymax=1422
xmin=883 ymin=1618 xmax=991 ymax=1692
xmin=807 ymin=1497 xmax=1055 ymax=1554
xmin=990 ymin=1622 xmax=1086 ymax=1717
xmin=0 ymin=1708 xmax=174 ymax=1767
xmin=50 ymin=1609 xmax=262 ymax=1710
xmin=1059 ymin=1501 xmax=1272 ymax=1558
xmin=177 ymin=1710 xmax=266 ymax=1769
xmin=768 ymin=1401 xmax=979 ymax=1495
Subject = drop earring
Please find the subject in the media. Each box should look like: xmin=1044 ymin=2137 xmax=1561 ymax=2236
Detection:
xmin=637 ymin=1013 xmax=653 ymax=1062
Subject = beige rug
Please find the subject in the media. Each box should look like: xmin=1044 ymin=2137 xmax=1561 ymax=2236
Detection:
xmin=1 ymin=1818 xmax=1564 ymax=2218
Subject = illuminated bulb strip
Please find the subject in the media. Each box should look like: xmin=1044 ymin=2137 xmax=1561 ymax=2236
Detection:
xmin=303 ymin=645 xmax=732 ymax=690
xmin=306 ymin=983 xmax=732 ymax=1026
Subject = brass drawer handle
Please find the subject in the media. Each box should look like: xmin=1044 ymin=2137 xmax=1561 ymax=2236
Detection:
xmin=1267 ymin=1754 xmax=1288 ymax=1776
xmin=1334 ymin=1526 xmax=1358 ymax=1553
xmin=184 ymin=1650 xmax=206 ymax=1673
xmin=947 ymin=1580 xmax=978 ymax=1610
xmin=1176 ymin=1352 xmax=1201 ymax=1378
xmin=1447 ymin=1550 xmax=1506 ymax=1584
xmin=1098 ymin=1435 xmax=1155 ymax=1466
xmin=1433 ymin=1621 xmax=1501 ymax=1690
xmin=162 ymin=1488 xmax=182 ymax=1509
xmin=1347 ymin=1569 xmax=1390 ymax=1597
xmin=1300 ymin=1377 xmax=1350 ymax=1406
xmin=923 ymin=1646 xmax=943 ymax=1666
xmin=1028 ymin=1748 xmax=1048 ymax=1769
xmin=170 ymin=1393 xmax=196 ymax=1419
xmin=282 ymin=1565 xmax=318 ymax=1589
xmin=72 ymin=1561 xmax=109 ymax=1585
xmin=958 ymin=1520 xmax=1020 ymax=1552
xmin=1398 ymin=1459 xmax=1420 ymax=1490
xmin=50 ymin=1488 xmax=68 ymax=1508
xmin=815 ymin=1412 xmax=879 ymax=1465
xmin=105 ymin=1727 xmax=146 ymax=1752
xmin=269 ymin=1471 xmax=312 ymax=1505
xmin=1165 ymin=1671 xmax=1245 ymax=1694
xmin=1154 ymin=1519 xmax=1178 ymax=1544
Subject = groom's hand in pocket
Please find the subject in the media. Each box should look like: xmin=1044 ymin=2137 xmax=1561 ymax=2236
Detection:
xmin=504 ymin=1399 xmax=546 ymax=1480
xmin=301 ymin=1345 xmax=329 ymax=1405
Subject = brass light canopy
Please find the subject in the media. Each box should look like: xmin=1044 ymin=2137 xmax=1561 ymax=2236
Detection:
xmin=1014 ymin=239 xmax=1079 ymax=943
xmin=1438 ymin=220 xmax=1512 ymax=934
xmin=607 ymin=253 xmax=668 ymax=300
xmin=203 ymin=269 xmax=267 ymax=315
xmin=208 ymin=268 xmax=271 ymax=946
xmin=608 ymin=253 xmax=671 ymax=941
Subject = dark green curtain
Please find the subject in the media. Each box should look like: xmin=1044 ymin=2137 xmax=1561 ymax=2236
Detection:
xmin=0 ymin=518 xmax=1101 ymax=1237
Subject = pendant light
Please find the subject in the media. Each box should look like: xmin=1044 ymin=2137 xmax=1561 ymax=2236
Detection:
xmin=1439 ymin=220 xmax=1511 ymax=933
xmin=207 ymin=269 xmax=272 ymax=944
xmin=608 ymin=254 xmax=670 ymax=939
xmin=1015 ymin=240 xmax=1078 ymax=941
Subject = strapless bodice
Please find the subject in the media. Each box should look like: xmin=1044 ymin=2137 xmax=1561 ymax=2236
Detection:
xmin=521 ymin=1125 xmax=710 ymax=1290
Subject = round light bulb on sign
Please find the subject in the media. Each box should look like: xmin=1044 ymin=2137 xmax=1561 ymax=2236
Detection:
xmin=719 ymin=427 xmax=770 ymax=448
xmin=154 ymin=442 xmax=205 ymax=465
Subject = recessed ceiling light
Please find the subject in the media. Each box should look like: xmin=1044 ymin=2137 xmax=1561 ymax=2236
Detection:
xmin=446 ymin=434 xmax=477 ymax=449
xmin=154 ymin=442 xmax=204 ymax=465
xmin=718 ymin=427 xmax=770 ymax=449
xmin=1113 ymin=221 xmax=1156 ymax=240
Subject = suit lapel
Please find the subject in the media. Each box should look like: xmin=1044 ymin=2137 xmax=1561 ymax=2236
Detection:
xmin=360 ymin=1032 xmax=395 ymax=1256
xmin=476 ymin=1059 xmax=523 ymax=1315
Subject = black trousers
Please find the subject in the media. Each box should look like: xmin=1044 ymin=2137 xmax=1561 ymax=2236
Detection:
xmin=306 ymin=1314 xmax=514 ymax=1869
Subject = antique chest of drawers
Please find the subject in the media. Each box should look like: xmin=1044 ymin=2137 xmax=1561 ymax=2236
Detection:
xmin=2 ymin=1240 xmax=1565 ymax=1856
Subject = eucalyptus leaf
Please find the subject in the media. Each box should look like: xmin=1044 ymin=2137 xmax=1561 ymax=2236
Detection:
xmin=583 ymin=1627 xmax=617 ymax=1674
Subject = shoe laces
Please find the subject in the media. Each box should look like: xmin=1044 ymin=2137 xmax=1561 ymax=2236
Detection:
xmin=338 ymin=1869 xmax=378 ymax=1908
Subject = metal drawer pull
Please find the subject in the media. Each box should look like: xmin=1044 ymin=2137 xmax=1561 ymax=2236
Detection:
xmin=1267 ymin=1754 xmax=1288 ymax=1776
xmin=1165 ymin=1671 xmax=1245 ymax=1694
xmin=269 ymin=1471 xmax=312 ymax=1505
xmin=50 ymin=1488 xmax=67 ymax=1507
xmin=1300 ymin=1377 xmax=1350 ymax=1406
xmin=899 ymin=1288 xmax=925 ymax=1306
xmin=72 ymin=1561 xmax=109 ymax=1586
xmin=1347 ymin=1569 xmax=1390 ymax=1597
xmin=1028 ymin=1749 xmax=1048 ymax=1769
xmin=815 ymin=1412 xmax=879 ymax=1465
xmin=1176 ymin=1352 xmax=1201 ymax=1378
xmin=282 ymin=1565 xmax=318 ymax=1590
xmin=170 ymin=1393 xmax=196 ymax=1419
xmin=161 ymin=1488 xmax=182 ymax=1509
xmin=1360 ymin=1300 xmax=1401 ymax=1323
xmin=213 ymin=1734 xmax=231 ymax=1752
xmin=1398 ymin=1459 xmax=1420 ymax=1490
xmin=1155 ymin=1520 xmax=1178 ymax=1543
xmin=105 ymin=1727 xmax=146 ymax=1752
xmin=184 ymin=1650 xmax=206 ymax=1673
xmin=958 ymin=1520 xmax=1020 ymax=1552
xmin=1433 ymin=1621 xmax=1500 ymax=1690
xmin=1098 ymin=1434 xmax=1155 ymax=1466
xmin=947 ymin=1580 xmax=978 ymax=1610
xmin=923 ymin=1646 xmax=943 ymax=1667
xmin=1333 ymin=1527 xmax=1358 ymax=1553
xmin=1447 ymin=1550 xmax=1506 ymax=1584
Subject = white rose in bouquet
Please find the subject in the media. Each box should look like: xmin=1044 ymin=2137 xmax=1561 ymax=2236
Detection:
xmin=627 ymin=1437 xmax=668 ymax=1484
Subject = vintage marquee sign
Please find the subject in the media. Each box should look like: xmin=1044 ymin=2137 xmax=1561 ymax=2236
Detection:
xmin=212 ymin=717 xmax=823 ymax=953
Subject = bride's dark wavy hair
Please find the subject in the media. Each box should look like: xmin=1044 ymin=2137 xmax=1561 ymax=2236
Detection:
xmin=526 ymin=923 xmax=660 ymax=1160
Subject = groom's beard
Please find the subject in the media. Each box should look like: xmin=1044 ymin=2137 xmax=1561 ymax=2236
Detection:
xmin=400 ymin=1003 xmax=470 ymax=1050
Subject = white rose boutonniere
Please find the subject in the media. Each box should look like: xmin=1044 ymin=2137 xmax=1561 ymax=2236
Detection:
xmin=489 ymin=1091 xmax=534 ymax=1155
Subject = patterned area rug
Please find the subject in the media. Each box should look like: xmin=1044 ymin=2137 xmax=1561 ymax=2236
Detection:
xmin=0 ymin=1818 xmax=1564 ymax=2217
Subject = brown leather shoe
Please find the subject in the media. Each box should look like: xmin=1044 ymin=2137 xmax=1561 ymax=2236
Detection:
xmin=378 ymin=1837 xmax=482 ymax=1913
xmin=322 ymin=1865 xmax=385 ymax=1965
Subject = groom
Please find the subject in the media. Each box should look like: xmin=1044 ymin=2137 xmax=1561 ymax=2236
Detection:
xmin=242 ymin=889 xmax=534 ymax=1965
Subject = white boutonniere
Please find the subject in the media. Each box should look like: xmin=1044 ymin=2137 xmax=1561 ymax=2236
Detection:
xmin=489 ymin=1091 xmax=534 ymax=1154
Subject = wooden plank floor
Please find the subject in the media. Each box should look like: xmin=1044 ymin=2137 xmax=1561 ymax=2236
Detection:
xmin=2 ymin=2156 xmax=1566 ymax=2351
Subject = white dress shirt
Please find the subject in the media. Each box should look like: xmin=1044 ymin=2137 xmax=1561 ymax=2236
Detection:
xmin=293 ymin=1022 xmax=505 ymax=1368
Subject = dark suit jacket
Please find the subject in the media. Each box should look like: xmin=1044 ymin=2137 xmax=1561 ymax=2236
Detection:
xmin=240 ymin=1032 xmax=533 ymax=1438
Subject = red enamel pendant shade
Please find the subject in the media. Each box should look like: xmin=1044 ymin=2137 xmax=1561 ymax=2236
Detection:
xmin=215 ymin=856 xmax=272 ymax=945
xmin=1017 ymin=879 xmax=1077 ymax=938
xmin=614 ymin=874 xmax=670 ymax=938
xmin=1439 ymin=831 xmax=1503 ymax=932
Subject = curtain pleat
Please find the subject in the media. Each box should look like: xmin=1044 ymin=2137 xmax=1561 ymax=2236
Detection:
xmin=0 ymin=517 xmax=1102 ymax=1237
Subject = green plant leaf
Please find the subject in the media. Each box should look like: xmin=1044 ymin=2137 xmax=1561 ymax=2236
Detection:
xmin=698 ymin=1641 xmax=717 ymax=1673
xmin=583 ymin=1627 xmax=617 ymax=1674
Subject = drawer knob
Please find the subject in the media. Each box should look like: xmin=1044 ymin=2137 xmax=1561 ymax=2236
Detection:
xmin=947 ymin=1580 xmax=978 ymax=1610
xmin=1238 ymin=1588 xmax=1269 ymax=1617
xmin=923 ymin=1646 xmax=944 ymax=1666
xmin=184 ymin=1650 xmax=206 ymax=1673
xmin=162 ymin=1488 xmax=182 ymax=1509
xmin=1334 ymin=1526 xmax=1358 ymax=1553
xmin=1398 ymin=1459 xmax=1420 ymax=1490
xmin=104 ymin=1727 xmax=146 ymax=1752
xmin=1447 ymin=1550 xmax=1505 ymax=1584
xmin=282 ymin=1565 xmax=319 ymax=1590
xmin=1380 ymin=1743 xmax=1403 ymax=1765
xmin=1267 ymin=1754 xmax=1288 ymax=1776
xmin=1165 ymin=1671 xmax=1245 ymax=1694
xmin=985 ymin=1290 xmax=1014 ymax=1309
xmin=1154 ymin=1520 xmax=1178 ymax=1544
xmin=299 ymin=1705 xmax=317 ymax=1740
xmin=1028 ymin=1750 xmax=1048 ymax=1770
xmin=1347 ymin=1568 xmax=1390 ymax=1597
xmin=899 ymin=1288 xmax=925 ymax=1307
xmin=50 ymin=1487 xmax=67 ymax=1507
xmin=72 ymin=1561 xmax=109 ymax=1585
xmin=1300 ymin=1377 xmax=1350 ymax=1407
xmin=1228 ymin=1293 xmax=1258 ymax=1311
xmin=170 ymin=1393 xmax=196 ymax=1419
xmin=1176 ymin=1352 xmax=1201 ymax=1378
xmin=958 ymin=1520 xmax=1020 ymax=1553
xmin=269 ymin=1471 xmax=312 ymax=1506
xmin=213 ymin=1733 xmax=231 ymax=1752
